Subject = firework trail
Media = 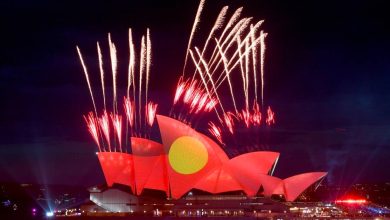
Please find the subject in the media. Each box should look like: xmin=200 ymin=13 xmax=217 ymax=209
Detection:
xmin=189 ymin=90 xmax=201 ymax=113
xmin=266 ymin=106 xmax=275 ymax=125
xmin=124 ymin=97 xmax=135 ymax=126
xmin=97 ymin=42 xmax=106 ymax=110
xmin=210 ymin=19 xmax=262 ymax=76
xmin=145 ymin=28 xmax=152 ymax=108
xmin=191 ymin=6 xmax=228 ymax=82
xmin=221 ymin=7 xmax=243 ymax=38
xmin=182 ymin=0 xmax=206 ymax=77
xmin=208 ymin=121 xmax=223 ymax=144
xmin=250 ymin=25 xmax=258 ymax=102
xmin=76 ymin=46 xmax=98 ymax=116
xmin=189 ymin=49 xmax=223 ymax=122
xmin=194 ymin=47 xmax=226 ymax=115
xmin=215 ymin=38 xmax=238 ymax=113
xmin=99 ymin=111 xmax=111 ymax=152
xmin=245 ymin=38 xmax=250 ymax=110
xmin=84 ymin=112 xmax=101 ymax=151
xmin=173 ymin=77 xmax=186 ymax=105
xmin=128 ymin=29 xmax=137 ymax=132
xmin=215 ymin=34 xmax=264 ymax=89
xmin=240 ymin=108 xmax=251 ymax=128
xmin=195 ymin=93 xmax=207 ymax=113
xmin=203 ymin=7 xmax=242 ymax=71
xmin=146 ymin=102 xmax=158 ymax=127
xmin=208 ymin=17 xmax=253 ymax=75
xmin=205 ymin=97 xmax=217 ymax=112
xmin=207 ymin=18 xmax=248 ymax=73
xmin=127 ymin=29 xmax=135 ymax=98
xmin=183 ymin=80 xmax=197 ymax=104
xmin=260 ymin=31 xmax=267 ymax=106
xmin=108 ymin=33 xmax=118 ymax=114
xmin=252 ymin=102 xmax=261 ymax=126
xmin=211 ymin=19 xmax=263 ymax=85
xmin=111 ymin=113 xmax=123 ymax=152
xmin=223 ymin=112 xmax=235 ymax=134
xmin=236 ymin=36 xmax=247 ymax=109
xmin=125 ymin=29 xmax=135 ymax=146
xmin=139 ymin=35 xmax=146 ymax=128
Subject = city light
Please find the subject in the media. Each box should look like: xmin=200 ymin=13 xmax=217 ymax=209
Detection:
xmin=335 ymin=199 xmax=367 ymax=204
xmin=46 ymin=211 xmax=54 ymax=217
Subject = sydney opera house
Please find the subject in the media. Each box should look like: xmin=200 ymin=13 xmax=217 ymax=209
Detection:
xmin=88 ymin=115 xmax=327 ymax=216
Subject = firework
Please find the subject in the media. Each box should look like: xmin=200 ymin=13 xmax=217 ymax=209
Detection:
xmin=111 ymin=113 xmax=123 ymax=152
xmin=208 ymin=122 xmax=223 ymax=144
xmin=223 ymin=112 xmax=235 ymax=134
xmin=97 ymin=42 xmax=106 ymax=110
xmin=260 ymin=31 xmax=267 ymax=105
xmin=78 ymin=1 xmax=276 ymax=151
xmin=205 ymin=97 xmax=218 ymax=112
xmin=195 ymin=47 xmax=225 ymax=114
xmin=124 ymin=97 xmax=135 ymax=128
xmin=252 ymin=102 xmax=262 ymax=126
xmin=128 ymin=28 xmax=136 ymax=120
xmin=191 ymin=6 xmax=228 ymax=82
xmin=215 ymin=38 xmax=238 ymax=113
xmin=139 ymin=35 xmax=146 ymax=127
xmin=266 ymin=106 xmax=275 ymax=125
xmin=189 ymin=90 xmax=202 ymax=113
xmin=145 ymin=28 xmax=152 ymax=107
xmin=173 ymin=77 xmax=186 ymax=105
xmin=108 ymin=33 xmax=118 ymax=113
xmin=189 ymin=49 xmax=222 ymax=122
xmin=99 ymin=111 xmax=111 ymax=151
xmin=240 ymin=108 xmax=251 ymax=128
xmin=195 ymin=92 xmax=209 ymax=113
xmin=84 ymin=112 xmax=101 ymax=151
xmin=146 ymin=102 xmax=158 ymax=127
xmin=250 ymin=24 xmax=258 ymax=102
xmin=183 ymin=79 xmax=197 ymax=104
xmin=182 ymin=0 xmax=206 ymax=77
xmin=76 ymin=46 xmax=98 ymax=116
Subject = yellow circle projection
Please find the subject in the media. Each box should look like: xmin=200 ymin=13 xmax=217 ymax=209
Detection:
xmin=168 ymin=136 xmax=208 ymax=175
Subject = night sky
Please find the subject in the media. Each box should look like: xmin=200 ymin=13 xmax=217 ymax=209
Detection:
xmin=1 ymin=0 xmax=389 ymax=187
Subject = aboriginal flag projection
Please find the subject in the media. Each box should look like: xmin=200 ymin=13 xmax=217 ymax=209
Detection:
xmin=156 ymin=115 xmax=228 ymax=198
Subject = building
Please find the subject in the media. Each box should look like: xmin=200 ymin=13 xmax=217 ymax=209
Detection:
xmin=91 ymin=115 xmax=327 ymax=214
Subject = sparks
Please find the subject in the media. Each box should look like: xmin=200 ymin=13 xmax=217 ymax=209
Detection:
xmin=76 ymin=46 xmax=98 ymax=116
xmin=266 ymin=106 xmax=275 ymax=126
xmin=97 ymin=42 xmax=106 ymax=110
xmin=146 ymin=102 xmax=158 ymax=127
xmin=252 ymin=102 xmax=262 ymax=126
xmin=139 ymin=35 xmax=146 ymax=127
xmin=173 ymin=77 xmax=186 ymax=105
xmin=223 ymin=112 xmax=235 ymax=134
xmin=208 ymin=122 xmax=223 ymax=144
xmin=195 ymin=92 xmax=209 ymax=113
xmin=99 ymin=111 xmax=111 ymax=152
xmin=145 ymin=28 xmax=152 ymax=106
xmin=182 ymin=0 xmax=206 ymax=77
xmin=205 ymin=97 xmax=218 ymax=112
xmin=240 ymin=108 xmax=251 ymax=128
xmin=183 ymin=79 xmax=197 ymax=104
xmin=84 ymin=112 xmax=101 ymax=151
xmin=108 ymin=33 xmax=118 ymax=113
xmin=111 ymin=113 xmax=123 ymax=152
xmin=189 ymin=90 xmax=202 ymax=113
xmin=260 ymin=31 xmax=267 ymax=106
xmin=124 ymin=97 xmax=135 ymax=128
